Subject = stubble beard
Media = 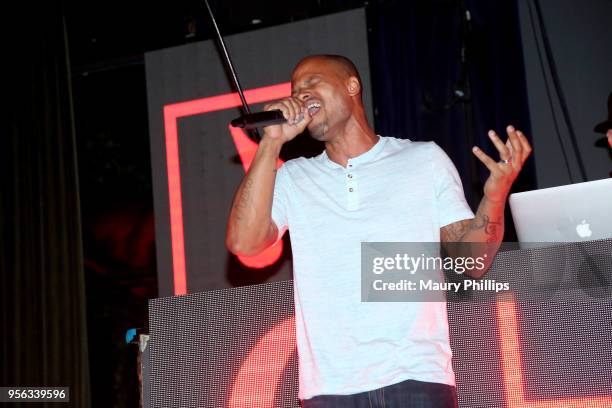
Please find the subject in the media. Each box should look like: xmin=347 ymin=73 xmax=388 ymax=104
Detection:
xmin=307 ymin=110 xmax=332 ymax=141
xmin=308 ymin=121 xmax=328 ymax=141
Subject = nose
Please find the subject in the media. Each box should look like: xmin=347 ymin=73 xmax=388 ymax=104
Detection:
xmin=298 ymin=92 xmax=311 ymax=102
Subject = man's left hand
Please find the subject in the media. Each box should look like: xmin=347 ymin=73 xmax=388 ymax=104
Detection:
xmin=471 ymin=125 xmax=533 ymax=204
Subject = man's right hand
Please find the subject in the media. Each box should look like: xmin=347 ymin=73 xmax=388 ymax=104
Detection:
xmin=262 ymin=97 xmax=312 ymax=143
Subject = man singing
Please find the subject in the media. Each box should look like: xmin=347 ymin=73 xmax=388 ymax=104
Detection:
xmin=226 ymin=55 xmax=532 ymax=407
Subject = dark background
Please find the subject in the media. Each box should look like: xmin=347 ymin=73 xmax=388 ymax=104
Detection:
xmin=2 ymin=0 xmax=610 ymax=407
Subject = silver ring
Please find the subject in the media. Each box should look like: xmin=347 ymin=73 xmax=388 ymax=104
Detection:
xmin=500 ymin=158 xmax=512 ymax=164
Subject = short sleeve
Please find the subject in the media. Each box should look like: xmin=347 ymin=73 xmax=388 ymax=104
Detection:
xmin=430 ymin=143 xmax=475 ymax=228
xmin=270 ymin=164 xmax=290 ymax=244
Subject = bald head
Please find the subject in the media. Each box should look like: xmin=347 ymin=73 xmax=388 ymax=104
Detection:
xmin=296 ymin=55 xmax=361 ymax=81
xmin=293 ymin=55 xmax=363 ymax=98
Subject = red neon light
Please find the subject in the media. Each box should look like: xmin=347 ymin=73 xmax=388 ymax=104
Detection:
xmin=497 ymin=294 xmax=612 ymax=407
xmin=228 ymin=317 xmax=296 ymax=408
xmin=228 ymin=125 xmax=284 ymax=172
xmin=163 ymin=83 xmax=291 ymax=295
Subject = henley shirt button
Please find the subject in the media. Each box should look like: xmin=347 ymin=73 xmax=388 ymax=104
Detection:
xmin=349 ymin=188 xmax=354 ymax=192
xmin=347 ymin=174 xmax=352 ymax=178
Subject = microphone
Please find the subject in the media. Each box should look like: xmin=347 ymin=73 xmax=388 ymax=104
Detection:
xmin=231 ymin=110 xmax=302 ymax=129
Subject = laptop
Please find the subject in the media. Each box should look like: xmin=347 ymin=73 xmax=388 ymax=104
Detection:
xmin=509 ymin=178 xmax=612 ymax=242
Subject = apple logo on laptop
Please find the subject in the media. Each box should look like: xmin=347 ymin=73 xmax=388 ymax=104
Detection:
xmin=576 ymin=220 xmax=592 ymax=238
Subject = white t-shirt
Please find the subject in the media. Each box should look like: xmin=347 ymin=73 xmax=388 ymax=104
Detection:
xmin=271 ymin=135 xmax=474 ymax=400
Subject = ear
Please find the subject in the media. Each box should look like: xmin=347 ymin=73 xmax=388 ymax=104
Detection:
xmin=346 ymin=76 xmax=361 ymax=97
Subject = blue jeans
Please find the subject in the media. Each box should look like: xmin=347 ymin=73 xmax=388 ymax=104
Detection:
xmin=301 ymin=379 xmax=458 ymax=408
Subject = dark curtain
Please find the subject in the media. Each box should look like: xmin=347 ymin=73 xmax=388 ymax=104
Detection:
xmin=368 ymin=0 xmax=537 ymax=239
xmin=1 ymin=1 xmax=91 ymax=406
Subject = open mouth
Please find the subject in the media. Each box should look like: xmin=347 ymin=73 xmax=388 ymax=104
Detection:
xmin=306 ymin=102 xmax=322 ymax=117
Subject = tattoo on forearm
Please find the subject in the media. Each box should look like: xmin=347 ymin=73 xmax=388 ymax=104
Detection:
xmin=469 ymin=213 xmax=503 ymax=243
xmin=441 ymin=220 xmax=469 ymax=242
xmin=234 ymin=177 xmax=254 ymax=221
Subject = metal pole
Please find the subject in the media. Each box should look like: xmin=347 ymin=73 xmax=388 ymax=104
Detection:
xmin=202 ymin=0 xmax=261 ymax=140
